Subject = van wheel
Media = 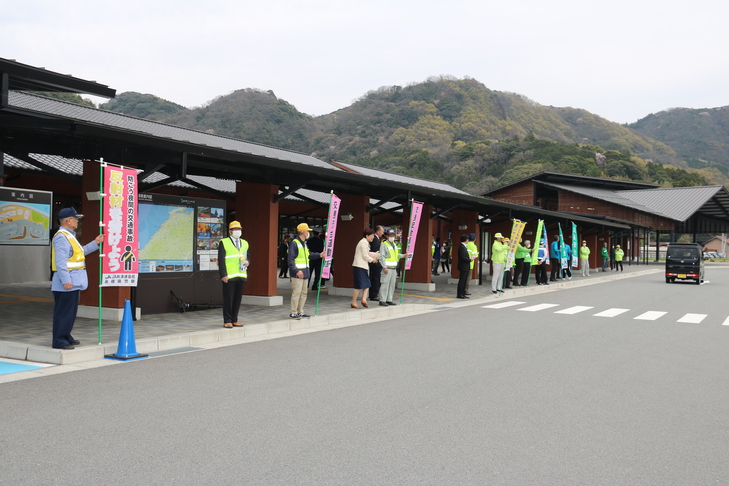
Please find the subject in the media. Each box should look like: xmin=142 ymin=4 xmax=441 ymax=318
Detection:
xmin=666 ymin=278 xmax=671 ymax=283
xmin=695 ymin=279 xmax=701 ymax=285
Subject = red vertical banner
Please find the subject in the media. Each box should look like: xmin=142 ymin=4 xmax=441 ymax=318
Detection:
xmin=404 ymin=201 xmax=423 ymax=271
xmin=321 ymin=194 xmax=341 ymax=279
xmin=102 ymin=166 xmax=138 ymax=286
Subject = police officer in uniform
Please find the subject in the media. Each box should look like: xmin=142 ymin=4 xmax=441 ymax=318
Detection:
xmin=51 ymin=207 xmax=104 ymax=349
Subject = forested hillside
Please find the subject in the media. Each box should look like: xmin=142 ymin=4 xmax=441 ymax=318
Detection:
xmin=628 ymin=107 xmax=729 ymax=179
xmin=89 ymin=76 xmax=727 ymax=192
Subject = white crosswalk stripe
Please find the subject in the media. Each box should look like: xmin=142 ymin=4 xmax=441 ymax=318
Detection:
xmin=517 ymin=303 xmax=560 ymax=312
xmin=554 ymin=306 xmax=594 ymax=315
xmin=677 ymin=313 xmax=707 ymax=324
xmin=481 ymin=301 xmax=724 ymax=325
xmin=634 ymin=311 xmax=667 ymax=321
xmin=593 ymin=308 xmax=630 ymax=317
xmin=481 ymin=301 xmax=526 ymax=309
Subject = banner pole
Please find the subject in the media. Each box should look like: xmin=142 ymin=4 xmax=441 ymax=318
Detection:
xmin=399 ymin=199 xmax=415 ymax=305
xmin=98 ymin=160 xmax=105 ymax=344
xmin=314 ymin=193 xmax=334 ymax=316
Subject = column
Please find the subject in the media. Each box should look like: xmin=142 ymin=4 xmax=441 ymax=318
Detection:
xmin=236 ymin=181 xmax=282 ymax=306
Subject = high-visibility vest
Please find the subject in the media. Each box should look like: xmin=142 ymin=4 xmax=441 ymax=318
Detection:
xmin=383 ymin=241 xmax=399 ymax=267
xmin=466 ymin=241 xmax=479 ymax=269
xmin=51 ymin=228 xmax=86 ymax=271
xmin=293 ymin=239 xmax=309 ymax=269
xmin=222 ymin=237 xmax=249 ymax=279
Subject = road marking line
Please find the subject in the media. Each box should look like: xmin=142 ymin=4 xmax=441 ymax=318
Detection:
xmin=517 ymin=303 xmax=560 ymax=312
xmin=634 ymin=311 xmax=667 ymax=321
xmin=554 ymin=306 xmax=594 ymax=315
xmin=722 ymin=316 xmax=729 ymax=326
xmin=677 ymin=313 xmax=707 ymax=323
xmin=482 ymin=301 xmax=526 ymax=309
xmin=593 ymin=308 xmax=630 ymax=317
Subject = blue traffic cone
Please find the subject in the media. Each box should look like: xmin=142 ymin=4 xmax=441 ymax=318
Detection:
xmin=105 ymin=300 xmax=148 ymax=361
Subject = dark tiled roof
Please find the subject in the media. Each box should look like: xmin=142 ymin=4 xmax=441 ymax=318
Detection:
xmin=8 ymin=91 xmax=340 ymax=172
xmin=542 ymin=181 xmax=728 ymax=222
xmin=335 ymin=161 xmax=468 ymax=195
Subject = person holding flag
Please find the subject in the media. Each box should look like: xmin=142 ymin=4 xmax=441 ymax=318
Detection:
xmin=536 ymin=239 xmax=549 ymax=285
xmin=377 ymin=228 xmax=411 ymax=306
xmin=550 ymin=234 xmax=562 ymax=281
xmin=491 ymin=233 xmax=509 ymax=294
xmin=51 ymin=207 xmax=104 ymax=349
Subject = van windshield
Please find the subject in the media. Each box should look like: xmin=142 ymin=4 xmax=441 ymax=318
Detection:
xmin=667 ymin=247 xmax=699 ymax=259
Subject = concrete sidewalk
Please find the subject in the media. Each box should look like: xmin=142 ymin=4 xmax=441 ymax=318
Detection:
xmin=0 ymin=262 xmax=663 ymax=365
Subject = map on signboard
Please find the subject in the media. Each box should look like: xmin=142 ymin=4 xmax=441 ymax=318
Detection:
xmin=0 ymin=202 xmax=50 ymax=245
xmin=138 ymin=205 xmax=194 ymax=261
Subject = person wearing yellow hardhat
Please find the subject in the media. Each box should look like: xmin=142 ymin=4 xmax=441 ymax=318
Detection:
xmin=288 ymin=223 xmax=321 ymax=318
xmin=218 ymin=220 xmax=248 ymax=328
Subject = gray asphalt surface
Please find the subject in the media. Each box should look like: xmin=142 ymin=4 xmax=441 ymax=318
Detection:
xmin=2 ymin=267 xmax=729 ymax=485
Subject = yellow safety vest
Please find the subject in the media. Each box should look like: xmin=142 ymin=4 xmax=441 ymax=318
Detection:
xmin=51 ymin=229 xmax=85 ymax=271
xmin=293 ymin=239 xmax=309 ymax=269
xmin=383 ymin=241 xmax=399 ymax=268
xmin=222 ymin=237 xmax=249 ymax=279
xmin=466 ymin=241 xmax=479 ymax=270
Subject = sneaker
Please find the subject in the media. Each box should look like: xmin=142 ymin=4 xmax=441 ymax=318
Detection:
xmin=386 ymin=302 xmax=396 ymax=306
xmin=289 ymin=313 xmax=300 ymax=319
xmin=299 ymin=313 xmax=310 ymax=318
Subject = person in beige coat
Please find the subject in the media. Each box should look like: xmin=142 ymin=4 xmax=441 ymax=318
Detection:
xmin=351 ymin=228 xmax=378 ymax=309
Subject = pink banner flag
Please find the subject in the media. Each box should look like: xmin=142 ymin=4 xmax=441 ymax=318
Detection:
xmin=101 ymin=165 xmax=138 ymax=287
xmin=404 ymin=201 xmax=423 ymax=271
xmin=321 ymin=194 xmax=341 ymax=279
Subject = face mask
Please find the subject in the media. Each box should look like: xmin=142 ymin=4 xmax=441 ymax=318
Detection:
xmin=231 ymin=230 xmax=241 ymax=238
xmin=388 ymin=237 xmax=395 ymax=242
xmin=583 ymin=243 xmax=586 ymax=246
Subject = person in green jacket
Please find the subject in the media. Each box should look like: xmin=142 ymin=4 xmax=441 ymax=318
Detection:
xmin=513 ymin=238 xmax=530 ymax=286
xmin=600 ymin=242 xmax=610 ymax=272
xmin=579 ymin=240 xmax=591 ymax=277
xmin=614 ymin=244 xmax=624 ymax=271
xmin=491 ymin=233 xmax=509 ymax=294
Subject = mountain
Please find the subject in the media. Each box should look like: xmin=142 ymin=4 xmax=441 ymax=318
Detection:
xmin=100 ymin=92 xmax=186 ymax=121
xmin=627 ymin=107 xmax=729 ymax=178
xmin=310 ymin=77 xmax=676 ymax=165
xmin=95 ymin=76 xmax=726 ymax=192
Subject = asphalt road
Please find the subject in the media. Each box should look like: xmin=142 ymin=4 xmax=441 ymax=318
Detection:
xmin=2 ymin=267 xmax=729 ymax=485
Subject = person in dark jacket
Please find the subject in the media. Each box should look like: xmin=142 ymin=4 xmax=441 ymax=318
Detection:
xmin=277 ymin=235 xmax=290 ymax=278
xmin=307 ymin=229 xmax=325 ymax=290
xmin=369 ymin=225 xmax=384 ymax=301
xmin=457 ymin=234 xmax=472 ymax=299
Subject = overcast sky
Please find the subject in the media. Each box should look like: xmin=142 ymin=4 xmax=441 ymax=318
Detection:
xmin=4 ymin=0 xmax=728 ymax=124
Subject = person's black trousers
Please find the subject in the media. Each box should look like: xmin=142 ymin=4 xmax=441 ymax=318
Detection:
xmin=550 ymin=261 xmax=560 ymax=280
xmin=222 ymin=278 xmax=246 ymax=324
xmin=520 ymin=262 xmax=532 ymax=286
xmin=536 ymin=263 xmax=548 ymax=284
xmin=457 ymin=269 xmax=469 ymax=297
xmin=278 ymin=260 xmax=288 ymax=278
xmin=513 ymin=258 xmax=524 ymax=285
xmin=369 ymin=262 xmax=382 ymax=300
xmin=309 ymin=259 xmax=323 ymax=289
xmin=52 ymin=290 xmax=79 ymax=348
